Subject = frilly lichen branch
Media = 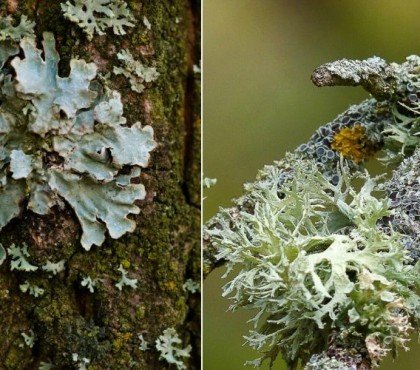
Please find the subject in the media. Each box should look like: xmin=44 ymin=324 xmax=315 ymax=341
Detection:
xmin=204 ymin=55 xmax=420 ymax=370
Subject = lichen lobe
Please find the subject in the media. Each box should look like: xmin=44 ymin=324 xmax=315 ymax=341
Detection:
xmin=0 ymin=31 xmax=157 ymax=250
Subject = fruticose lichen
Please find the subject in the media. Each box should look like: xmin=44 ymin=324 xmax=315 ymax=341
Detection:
xmin=61 ymin=0 xmax=135 ymax=40
xmin=209 ymin=160 xmax=418 ymax=367
xmin=205 ymin=55 xmax=420 ymax=369
xmin=0 ymin=32 xmax=156 ymax=250
xmin=155 ymin=328 xmax=192 ymax=370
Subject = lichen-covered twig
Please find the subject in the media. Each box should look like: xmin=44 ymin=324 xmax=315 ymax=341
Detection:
xmin=204 ymin=55 xmax=420 ymax=369
xmin=311 ymin=57 xmax=398 ymax=100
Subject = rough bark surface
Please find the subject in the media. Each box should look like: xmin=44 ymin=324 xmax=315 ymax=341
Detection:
xmin=0 ymin=1 xmax=201 ymax=369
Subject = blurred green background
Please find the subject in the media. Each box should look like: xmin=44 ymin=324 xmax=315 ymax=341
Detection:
xmin=203 ymin=0 xmax=420 ymax=369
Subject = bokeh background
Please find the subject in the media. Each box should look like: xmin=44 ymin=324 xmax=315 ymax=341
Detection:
xmin=203 ymin=0 xmax=420 ymax=369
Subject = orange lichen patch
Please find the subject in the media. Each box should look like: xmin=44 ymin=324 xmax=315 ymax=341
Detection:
xmin=331 ymin=124 xmax=378 ymax=163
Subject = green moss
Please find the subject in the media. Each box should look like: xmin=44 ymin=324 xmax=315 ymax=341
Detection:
xmin=112 ymin=332 xmax=132 ymax=351
xmin=5 ymin=344 xmax=28 ymax=369
xmin=121 ymin=259 xmax=131 ymax=269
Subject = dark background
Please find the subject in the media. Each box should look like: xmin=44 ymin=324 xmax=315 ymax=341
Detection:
xmin=203 ymin=0 xmax=420 ymax=369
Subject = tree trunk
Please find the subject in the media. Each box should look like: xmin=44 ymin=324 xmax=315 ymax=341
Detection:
xmin=0 ymin=1 xmax=201 ymax=369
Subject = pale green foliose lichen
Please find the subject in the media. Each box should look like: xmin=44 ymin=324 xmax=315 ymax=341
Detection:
xmin=7 ymin=243 xmax=38 ymax=272
xmin=81 ymin=276 xmax=97 ymax=293
xmin=0 ymin=32 xmax=157 ymax=250
xmin=20 ymin=280 xmax=45 ymax=297
xmin=61 ymin=0 xmax=135 ymax=40
xmin=115 ymin=264 xmax=138 ymax=290
xmin=114 ymin=49 xmax=160 ymax=93
xmin=138 ymin=333 xmax=149 ymax=351
xmin=20 ymin=330 xmax=35 ymax=348
xmin=0 ymin=15 xmax=35 ymax=68
xmin=155 ymin=328 xmax=192 ymax=370
xmin=72 ymin=353 xmax=90 ymax=370
xmin=42 ymin=260 xmax=66 ymax=275
xmin=182 ymin=278 xmax=200 ymax=293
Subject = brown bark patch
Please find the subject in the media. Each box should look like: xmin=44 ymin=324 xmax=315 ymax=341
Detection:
xmin=7 ymin=0 xmax=18 ymax=13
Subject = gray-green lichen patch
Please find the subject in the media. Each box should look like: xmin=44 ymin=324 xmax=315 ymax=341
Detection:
xmin=42 ymin=260 xmax=66 ymax=275
xmin=81 ymin=276 xmax=96 ymax=292
xmin=114 ymin=49 xmax=160 ymax=93
xmin=20 ymin=330 xmax=35 ymax=348
xmin=0 ymin=15 xmax=35 ymax=68
xmin=115 ymin=264 xmax=138 ymax=290
xmin=61 ymin=0 xmax=135 ymax=40
xmin=207 ymin=158 xmax=418 ymax=367
xmin=7 ymin=243 xmax=38 ymax=271
xmin=0 ymin=32 xmax=157 ymax=250
xmin=205 ymin=55 xmax=420 ymax=369
xmin=20 ymin=280 xmax=45 ymax=297
xmin=10 ymin=149 xmax=32 ymax=179
xmin=380 ymin=147 xmax=420 ymax=260
xmin=155 ymin=327 xmax=192 ymax=370
xmin=12 ymin=33 xmax=98 ymax=136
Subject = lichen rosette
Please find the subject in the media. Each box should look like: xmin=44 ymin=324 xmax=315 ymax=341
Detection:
xmin=0 ymin=32 xmax=156 ymax=250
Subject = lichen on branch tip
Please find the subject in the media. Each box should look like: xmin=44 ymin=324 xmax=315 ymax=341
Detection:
xmin=205 ymin=54 xmax=420 ymax=369
xmin=311 ymin=55 xmax=419 ymax=101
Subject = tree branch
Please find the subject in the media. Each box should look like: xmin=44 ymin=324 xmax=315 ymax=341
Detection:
xmin=311 ymin=56 xmax=398 ymax=100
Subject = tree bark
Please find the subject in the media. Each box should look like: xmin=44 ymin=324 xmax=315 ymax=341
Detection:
xmin=0 ymin=1 xmax=201 ymax=369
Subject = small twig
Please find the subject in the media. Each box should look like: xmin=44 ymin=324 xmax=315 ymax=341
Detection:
xmin=203 ymin=231 xmax=226 ymax=278
xmin=311 ymin=56 xmax=398 ymax=100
